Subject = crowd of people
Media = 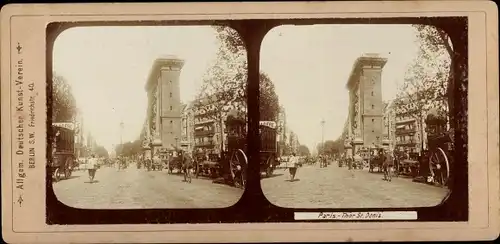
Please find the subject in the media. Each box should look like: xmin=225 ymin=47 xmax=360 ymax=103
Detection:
xmin=74 ymin=148 xmax=196 ymax=184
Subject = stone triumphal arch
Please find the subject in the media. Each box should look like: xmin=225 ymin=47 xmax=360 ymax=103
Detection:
xmin=341 ymin=53 xmax=390 ymax=156
xmin=141 ymin=55 xmax=184 ymax=159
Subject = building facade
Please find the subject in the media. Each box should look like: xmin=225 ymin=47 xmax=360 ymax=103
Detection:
xmin=394 ymin=105 xmax=427 ymax=154
xmin=191 ymin=93 xmax=226 ymax=155
xmin=180 ymin=103 xmax=195 ymax=153
xmin=74 ymin=109 xmax=85 ymax=158
xmin=288 ymin=130 xmax=299 ymax=154
xmin=344 ymin=53 xmax=388 ymax=154
xmin=143 ymin=55 xmax=184 ymax=157
xmin=384 ymin=97 xmax=428 ymax=154
xmin=277 ymin=106 xmax=288 ymax=156
xmin=382 ymin=101 xmax=397 ymax=151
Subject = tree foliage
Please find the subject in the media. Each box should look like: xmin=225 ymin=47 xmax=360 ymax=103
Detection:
xmin=259 ymin=72 xmax=280 ymax=121
xmin=52 ymin=74 xmax=77 ymax=122
xmin=297 ymin=145 xmax=310 ymax=156
xmin=316 ymin=139 xmax=344 ymax=156
xmin=94 ymin=146 xmax=109 ymax=158
xmin=395 ymin=25 xmax=452 ymax=120
xmin=277 ymin=141 xmax=292 ymax=156
xmin=393 ymin=25 xmax=454 ymax=152
xmin=288 ymin=131 xmax=296 ymax=148
xmin=195 ymin=26 xmax=282 ymax=153
xmin=196 ymin=25 xmax=281 ymax=123
xmin=115 ymin=139 xmax=143 ymax=157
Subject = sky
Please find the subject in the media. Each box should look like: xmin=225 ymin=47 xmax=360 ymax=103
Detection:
xmin=53 ymin=26 xmax=219 ymax=153
xmin=53 ymin=24 xmax=419 ymax=154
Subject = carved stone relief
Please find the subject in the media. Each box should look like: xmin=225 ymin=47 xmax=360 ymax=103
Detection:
xmin=150 ymin=85 xmax=158 ymax=135
xmin=353 ymin=90 xmax=358 ymax=130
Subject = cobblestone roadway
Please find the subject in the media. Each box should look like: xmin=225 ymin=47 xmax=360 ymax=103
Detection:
xmin=53 ymin=166 xmax=243 ymax=209
xmin=262 ymin=163 xmax=450 ymax=208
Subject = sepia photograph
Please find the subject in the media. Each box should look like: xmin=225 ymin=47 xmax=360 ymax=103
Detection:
xmin=50 ymin=25 xmax=249 ymax=209
xmin=2 ymin=1 xmax=498 ymax=242
xmin=259 ymin=24 xmax=457 ymax=208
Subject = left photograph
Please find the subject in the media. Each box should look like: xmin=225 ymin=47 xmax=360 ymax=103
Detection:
xmin=49 ymin=25 xmax=248 ymax=209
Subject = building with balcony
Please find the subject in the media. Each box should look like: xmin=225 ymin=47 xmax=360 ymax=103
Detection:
xmin=391 ymin=98 xmax=428 ymax=154
xmin=345 ymin=53 xmax=388 ymax=154
xmin=288 ymin=130 xmax=300 ymax=154
xmin=382 ymin=101 xmax=397 ymax=151
xmin=180 ymin=103 xmax=195 ymax=153
xmin=191 ymin=92 xmax=229 ymax=155
xmin=277 ymin=106 xmax=288 ymax=156
xmin=142 ymin=55 xmax=184 ymax=157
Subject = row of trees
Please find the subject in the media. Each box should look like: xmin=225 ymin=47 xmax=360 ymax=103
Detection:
xmin=115 ymin=139 xmax=143 ymax=158
xmin=316 ymin=139 xmax=345 ymax=157
xmin=52 ymin=73 xmax=77 ymax=123
xmin=393 ymin=24 xmax=455 ymax=151
xmin=53 ymin=73 xmax=110 ymax=158
xmin=277 ymin=141 xmax=311 ymax=156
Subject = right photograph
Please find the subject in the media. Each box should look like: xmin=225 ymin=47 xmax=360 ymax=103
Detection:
xmin=260 ymin=24 xmax=456 ymax=209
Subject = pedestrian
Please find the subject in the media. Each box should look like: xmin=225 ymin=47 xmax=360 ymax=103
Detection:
xmin=182 ymin=150 xmax=193 ymax=183
xmin=288 ymin=153 xmax=299 ymax=181
xmin=382 ymin=149 xmax=393 ymax=181
xmin=87 ymin=154 xmax=98 ymax=182
xmin=152 ymin=153 xmax=161 ymax=171
xmin=347 ymin=154 xmax=353 ymax=170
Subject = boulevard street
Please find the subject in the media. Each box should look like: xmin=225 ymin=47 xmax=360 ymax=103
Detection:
xmin=54 ymin=162 xmax=450 ymax=210
xmin=262 ymin=162 xmax=450 ymax=209
xmin=52 ymin=166 xmax=243 ymax=209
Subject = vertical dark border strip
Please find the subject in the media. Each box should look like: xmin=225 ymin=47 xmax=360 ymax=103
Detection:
xmin=449 ymin=17 xmax=469 ymax=221
xmin=45 ymin=22 xmax=55 ymax=224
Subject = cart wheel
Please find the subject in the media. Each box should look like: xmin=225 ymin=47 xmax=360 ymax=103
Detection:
xmin=265 ymin=156 xmax=275 ymax=177
xmin=53 ymin=167 xmax=64 ymax=182
xmin=64 ymin=157 xmax=73 ymax=179
xmin=230 ymin=149 xmax=247 ymax=189
xmin=195 ymin=164 xmax=200 ymax=178
xmin=429 ymin=147 xmax=450 ymax=187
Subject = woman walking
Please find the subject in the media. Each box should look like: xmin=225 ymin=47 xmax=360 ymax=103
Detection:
xmin=382 ymin=149 xmax=393 ymax=181
xmin=288 ymin=153 xmax=299 ymax=181
xmin=182 ymin=150 xmax=193 ymax=183
xmin=87 ymin=154 xmax=98 ymax=182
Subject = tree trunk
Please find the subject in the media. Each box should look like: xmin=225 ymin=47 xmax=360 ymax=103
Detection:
xmin=447 ymin=62 xmax=455 ymax=132
xmin=219 ymin=113 xmax=224 ymax=156
xmin=420 ymin=117 xmax=425 ymax=155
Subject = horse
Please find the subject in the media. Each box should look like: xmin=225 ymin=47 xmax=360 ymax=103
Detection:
xmin=168 ymin=156 xmax=183 ymax=174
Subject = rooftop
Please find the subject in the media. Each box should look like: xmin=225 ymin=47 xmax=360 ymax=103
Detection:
xmin=346 ymin=53 xmax=388 ymax=90
xmin=158 ymin=54 xmax=181 ymax=60
xmin=144 ymin=55 xmax=185 ymax=91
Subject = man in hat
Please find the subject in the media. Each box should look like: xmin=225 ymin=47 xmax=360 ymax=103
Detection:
xmin=382 ymin=148 xmax=394 ymax=181
xmin=288 ymin=152 xmax=299 ymax=181
xmin=180 ymin=150 xmax=193 ymax=183
xmin=87 ymin=154 xmax=98 ymax=182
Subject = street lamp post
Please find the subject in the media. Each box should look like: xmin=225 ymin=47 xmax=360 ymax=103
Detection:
xmin=320 ymin=119 xmax=325 ymax=155
xmin=120 ymin=121 xmax=124 ymax=156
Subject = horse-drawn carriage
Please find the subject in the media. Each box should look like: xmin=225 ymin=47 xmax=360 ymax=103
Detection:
xmin=150 ymin=153 xmax=164 ymax=171
xmin=425 ymin=109 xmax=453 ymax=187
xmin=395 ymin=152 xmax=420 ymax=178
xmin=166 ymin=150 xmax=183 ymax=173
xmin=194 ymin=152 xmax=222 ymax=179
xmin=224 ymin=110 xmax=280 ymax=188
xmin=362 ymin=146 xmax=384 ymax=172
xmin=51 ymin=123 xmax=78 ymax=182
